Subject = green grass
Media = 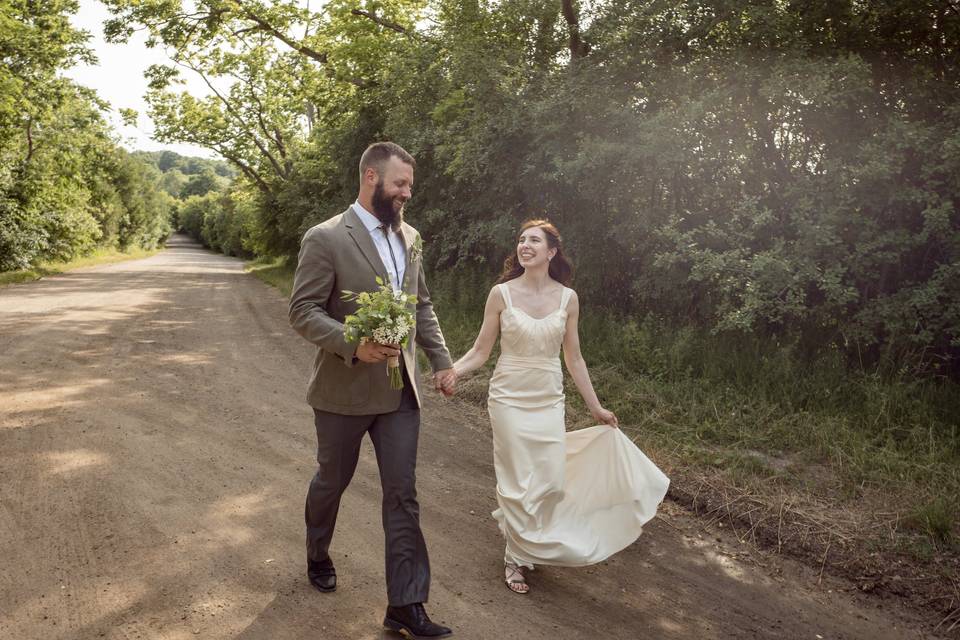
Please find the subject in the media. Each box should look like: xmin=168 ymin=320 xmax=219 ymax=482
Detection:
xmin=0 ymin=246 xmax=161 ymax=286
xmin=577 ymin=325 xmax=958 ymax=504
xmin=245 ymin=256 xmax=296 ymax=297
xmin=243 ymin=264 xmax=960 ymax=548
xmin=904 ymin=497 xmax=958 ymax=547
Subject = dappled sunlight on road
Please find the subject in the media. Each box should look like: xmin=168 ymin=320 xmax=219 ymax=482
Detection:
xmin=677 ymin=530 xmax=752 ymax=583
xmin=43 ymin=448 xmax=110 ymax=475
xmin=0 ymin=237 xmax=342 ymax=639
xmin=0 ymin=379 xmax=113 ymax=423
xmin=3 ymin=575 xmax=150 ymax=640
xmin=157 ymin=352 xmax=215 ymax=366
xmin=201 ymin=491 xmax=274 ymax=546
xmin=655 ymin=616 xmax=686 ymax=634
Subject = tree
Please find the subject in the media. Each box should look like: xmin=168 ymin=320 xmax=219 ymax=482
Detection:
xmin=179 ymin=167 xmax=221 ymax=198
xmin=157 ymin=150 xmax=181 ymax=172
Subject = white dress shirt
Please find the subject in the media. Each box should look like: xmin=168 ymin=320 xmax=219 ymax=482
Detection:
xmin=352 ymin=201 xmax=406 ymax=292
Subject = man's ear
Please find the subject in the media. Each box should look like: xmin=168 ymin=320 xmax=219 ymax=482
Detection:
xmin=363 ymin=167 xmax=379 ymax=185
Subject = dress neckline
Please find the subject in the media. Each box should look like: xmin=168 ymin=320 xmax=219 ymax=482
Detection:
xmin=508 ymin=307 xmax=567 ymax=322
xmin=501 ymin=282 xmax=569 ymax=320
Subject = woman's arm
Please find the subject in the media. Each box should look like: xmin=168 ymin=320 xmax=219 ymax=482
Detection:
xmin=561 ymin=291 xmax=619 ymax=427
xmin=453 ymin=286 xmax=505 ymax=377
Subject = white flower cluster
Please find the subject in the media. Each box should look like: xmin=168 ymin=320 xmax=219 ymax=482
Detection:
xmin=372 ymin=315 xmax=412 ymax=345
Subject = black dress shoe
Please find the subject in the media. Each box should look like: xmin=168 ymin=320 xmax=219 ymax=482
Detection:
xmin=307 ymin=558 xmax=336 ymax=593
xmin=383 ymin=603 xmax=452 ymax=639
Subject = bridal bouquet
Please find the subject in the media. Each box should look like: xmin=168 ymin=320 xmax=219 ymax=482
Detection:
xmin=341 ymin=278 xmax=417 ymax=389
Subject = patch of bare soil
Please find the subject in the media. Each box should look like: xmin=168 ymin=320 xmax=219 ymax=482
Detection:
xmin=667 ymin=466 xmax=960 ymax=631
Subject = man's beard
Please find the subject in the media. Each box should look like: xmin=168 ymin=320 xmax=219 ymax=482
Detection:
xmin=371 ymin=180 xmax=404 ymax=229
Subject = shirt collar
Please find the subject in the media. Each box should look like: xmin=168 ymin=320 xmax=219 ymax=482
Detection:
xmin=353 ymin=201 xmax=383 ymax=233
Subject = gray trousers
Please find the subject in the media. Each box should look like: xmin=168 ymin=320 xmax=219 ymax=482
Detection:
xmin=305 ymin=371 xmax=430 ymax=606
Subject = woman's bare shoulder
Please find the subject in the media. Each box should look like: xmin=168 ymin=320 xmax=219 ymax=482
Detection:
xmin=487 ymin=283 xmax=507 ymax=306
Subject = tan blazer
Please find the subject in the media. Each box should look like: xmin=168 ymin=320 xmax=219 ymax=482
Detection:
xmin=289 ymin=206 xmax=453 ymax=415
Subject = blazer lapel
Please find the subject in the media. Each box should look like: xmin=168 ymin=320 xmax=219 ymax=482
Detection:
xmin=400 ymin=223 xmax=417 ymax=293
xmin=345 ymin=206 xmax=388 ymax=282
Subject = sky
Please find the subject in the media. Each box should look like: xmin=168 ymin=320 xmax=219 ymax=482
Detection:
xmin=64 ymin=1 xmax=216 ymax=158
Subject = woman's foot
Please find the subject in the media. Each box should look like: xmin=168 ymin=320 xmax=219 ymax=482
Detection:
xmin=504 ymin=563 xmax=530 ymax=594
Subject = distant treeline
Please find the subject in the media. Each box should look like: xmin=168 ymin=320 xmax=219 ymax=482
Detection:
xmin=0 ymin=1 xmax=239 ymax=274
xmin=31 ymin=1 xmax=960 ymax=376
xmin=0 ymin=1 xmax=163 ymax=270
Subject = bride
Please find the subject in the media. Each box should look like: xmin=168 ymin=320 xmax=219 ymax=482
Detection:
xmin=450 ymin=219 xmax=670 ymax=594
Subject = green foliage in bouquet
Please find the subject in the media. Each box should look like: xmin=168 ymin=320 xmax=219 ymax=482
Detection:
xmin=341 ymin=278 xmax=417 ymax=389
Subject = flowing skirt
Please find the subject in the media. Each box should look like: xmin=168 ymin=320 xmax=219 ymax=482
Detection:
xmin=488 ymin=355 xmax=670 ymax=568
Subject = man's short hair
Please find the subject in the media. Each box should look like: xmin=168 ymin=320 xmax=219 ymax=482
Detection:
xmin=359 ymin=142 xmax=416 ymax=180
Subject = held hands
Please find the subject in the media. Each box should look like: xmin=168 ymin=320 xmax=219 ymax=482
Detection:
xmin=434 ymin=368 xmax=457 ymax=397
xmin=591 ymin=405 xmax=619 ymax=428
xmin=355 ymin=341 xmax=401 ymax=363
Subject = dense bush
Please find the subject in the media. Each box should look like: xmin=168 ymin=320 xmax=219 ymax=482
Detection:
xmin=97 ymin=0 xmax=960 ymax=376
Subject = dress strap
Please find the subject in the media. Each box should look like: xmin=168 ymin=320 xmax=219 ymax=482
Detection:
xmin=499 ymin=282 xmax=514 ymax=308
xmin=560 ymin=287 xmax=573 ymax=310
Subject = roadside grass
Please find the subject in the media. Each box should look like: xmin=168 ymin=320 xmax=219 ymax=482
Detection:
xmin=0 ymin=247 xmax=161 ymax=286
xmin=245 ymin=256 xmax=296 ymax=297
xmin=904 ymin=497 xmax=958 ymax=546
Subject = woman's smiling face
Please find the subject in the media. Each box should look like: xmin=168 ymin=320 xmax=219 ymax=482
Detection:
xmin=517 ymin=226 xmax=555 ymax=268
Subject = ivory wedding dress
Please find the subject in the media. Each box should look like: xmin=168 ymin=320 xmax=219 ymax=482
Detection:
xmin=488 ymin=283 xmax=670 ymax=568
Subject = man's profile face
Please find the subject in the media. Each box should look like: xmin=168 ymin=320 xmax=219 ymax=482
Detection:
xmin=370 ymin=156 xmax=414 ymax=226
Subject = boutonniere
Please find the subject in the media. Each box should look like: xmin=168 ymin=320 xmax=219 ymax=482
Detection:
xmin=402 ymin=234 xmax=423 ymax=290
xmin=409 ymin=233 xmax=424 ymax=263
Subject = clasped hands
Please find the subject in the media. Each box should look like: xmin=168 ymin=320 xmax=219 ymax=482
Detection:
xmin=355 ymin=341 xmax=458 ymax=397
xmin=433 ymin=368 xmax=457 ymax=397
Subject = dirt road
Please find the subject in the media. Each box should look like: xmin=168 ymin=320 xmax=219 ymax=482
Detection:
xmin=0 ymin=236 xmax=934 ymax=639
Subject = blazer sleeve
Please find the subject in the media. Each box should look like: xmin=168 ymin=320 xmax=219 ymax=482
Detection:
xmin=288 ymin=228 xmax=357 ymax=366
xmin=413 ymin=260 xmax=453 ymax=371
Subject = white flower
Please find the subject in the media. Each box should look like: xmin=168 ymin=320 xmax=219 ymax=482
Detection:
xmin=372 ymin=315 xmax=411 ymax=345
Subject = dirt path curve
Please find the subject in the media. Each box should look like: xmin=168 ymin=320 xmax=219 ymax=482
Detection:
xmin=0 ymin=235 xmax=933 ymax=640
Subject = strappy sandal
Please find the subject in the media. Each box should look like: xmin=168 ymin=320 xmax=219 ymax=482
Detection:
xmin=504 ymin=563 xmax=530 ymax=594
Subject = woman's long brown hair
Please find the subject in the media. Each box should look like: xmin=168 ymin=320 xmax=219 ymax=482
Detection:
xmin=497 ymin=219 xmax=574 ymax=286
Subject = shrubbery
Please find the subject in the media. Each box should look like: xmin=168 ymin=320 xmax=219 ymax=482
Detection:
xmin=126 ymin=0 xmax=959 ymax=376
xmin=0 ymin=2 xmax=173 ymax=271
